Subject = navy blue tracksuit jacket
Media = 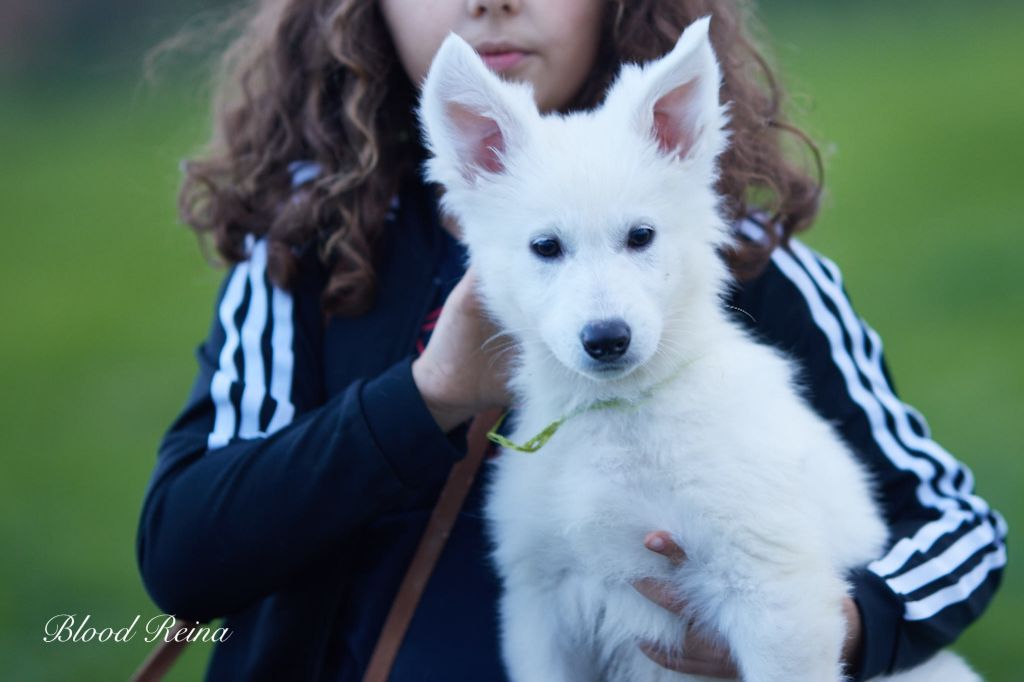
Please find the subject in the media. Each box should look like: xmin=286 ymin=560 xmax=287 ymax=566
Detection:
xmin=136 ymin=177 xmax=1006 ymax=680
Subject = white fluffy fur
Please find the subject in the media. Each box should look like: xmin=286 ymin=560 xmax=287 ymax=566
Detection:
xmin=419 ymin=18 xmax=980 ymax=682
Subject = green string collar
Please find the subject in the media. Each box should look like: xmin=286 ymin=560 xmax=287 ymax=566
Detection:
xmin=486 ymin=357 xmax=699 ymax=453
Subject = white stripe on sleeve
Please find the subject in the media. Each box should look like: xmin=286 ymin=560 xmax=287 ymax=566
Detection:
xmin=885 ymin=522 xmax=998 ymax=595
xmin=904 ymin=545 xmax=1007 ymax=621
xmin=207 ymin=265 xmax=249 ymax=450
xmin=238 ymin=239 xmax=269 ymax=438
xmin=266 ymin=285 xmax=295 ymax=434
xmin=869 ymin=515 xmax=971 ymax=579
xmin=237 ymin=238 xmax=270 ymax=436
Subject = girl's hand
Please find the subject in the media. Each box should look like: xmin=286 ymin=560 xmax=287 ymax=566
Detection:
xmin=412 ymin=266 xmax=512 ymax=432
xmin=633 ymin=531 xmax=864 ymax=680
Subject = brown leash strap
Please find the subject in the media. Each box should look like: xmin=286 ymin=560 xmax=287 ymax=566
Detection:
xmin=129 ymin=618 xmax=194 ymax=682
xmin=362 ymin=408 xmax=501 ymax=682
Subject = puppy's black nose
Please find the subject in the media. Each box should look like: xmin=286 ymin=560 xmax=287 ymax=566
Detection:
xmin=580 ymin=319 xmax=631 ymax=361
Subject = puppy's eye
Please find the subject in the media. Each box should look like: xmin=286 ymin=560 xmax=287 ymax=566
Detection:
xmin=531 ymin=237 xmax=563 ymax=260
xmin=627 ymin=225 xmax=655 ymax=250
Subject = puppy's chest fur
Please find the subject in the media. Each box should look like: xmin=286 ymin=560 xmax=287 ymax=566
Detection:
xmin=485 ymin=350 xmax=885 ymax=596
xmin=488 ymin=414 xmax=698 ymax=580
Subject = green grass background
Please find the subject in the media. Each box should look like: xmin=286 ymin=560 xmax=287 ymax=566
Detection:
xmin=1 ymin=2 xmax=1020 ymax=679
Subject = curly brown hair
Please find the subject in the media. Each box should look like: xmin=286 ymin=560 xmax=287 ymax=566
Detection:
xmin=179 ymin=0 xmax=821 ymax=317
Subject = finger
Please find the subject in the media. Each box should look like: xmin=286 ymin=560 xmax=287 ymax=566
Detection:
xmin=631 ymin=578 xmax=687 ymax=614
xmin=644 ymin=531 xmax=687 ymax=565
xmin=683 ymin=629 xmax=738 ymax=669
xmin=637 ymin=642 xmax=739 ymax=679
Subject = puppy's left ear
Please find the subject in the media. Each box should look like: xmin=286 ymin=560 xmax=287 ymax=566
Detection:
xmin=631 ymin=17 xmax=727 ymax=163
xmin=419 ymin=34 xmax=537 ymax=188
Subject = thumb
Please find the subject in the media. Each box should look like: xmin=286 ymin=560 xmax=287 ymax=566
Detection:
xmin=644 ymin=531 xmax=687 ymax=566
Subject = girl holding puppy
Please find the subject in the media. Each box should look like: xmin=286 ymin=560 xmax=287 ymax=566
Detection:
xmin=137 ymin=1 xmax=1005 ymax=679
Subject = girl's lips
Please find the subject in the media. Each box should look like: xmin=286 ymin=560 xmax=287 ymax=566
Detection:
xmin=479 ymin=51 xmax=527 ymax=72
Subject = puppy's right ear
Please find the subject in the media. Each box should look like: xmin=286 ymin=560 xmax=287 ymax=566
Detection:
xmin=419 ymin=34 xmax=536 ymax=188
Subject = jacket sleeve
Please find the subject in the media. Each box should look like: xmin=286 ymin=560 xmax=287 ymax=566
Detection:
xmin=748 ymin=239 xmax=1007 ymax=680
xmin=136 ymin=238 xmax=465 ymax=622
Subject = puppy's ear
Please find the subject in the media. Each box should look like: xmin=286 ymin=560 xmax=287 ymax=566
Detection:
xmin=631 ymin=17 xmax=727 ymax=162
xmin=419 ymin=34 xmax=536 ymax=187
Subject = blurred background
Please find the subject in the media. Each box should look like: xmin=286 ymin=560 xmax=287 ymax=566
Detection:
xmin=1 ymin=0 xmax=1020 ymax=679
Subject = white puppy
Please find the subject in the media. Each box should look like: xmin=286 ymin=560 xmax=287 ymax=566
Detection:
xmin=419 ymin=18 xmax=979 ymax=682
